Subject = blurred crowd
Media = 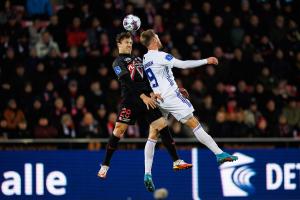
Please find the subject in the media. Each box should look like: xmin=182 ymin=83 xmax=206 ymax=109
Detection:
xmin=0 ymin=0 xmax=300 ymax=140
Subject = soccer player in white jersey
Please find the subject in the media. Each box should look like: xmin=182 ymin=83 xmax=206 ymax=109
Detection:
xmin=140 ymin=29 xmax=238 ymax=166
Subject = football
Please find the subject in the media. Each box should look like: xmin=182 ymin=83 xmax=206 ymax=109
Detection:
xmin=122 ymin=14 xmax=141 ymax=31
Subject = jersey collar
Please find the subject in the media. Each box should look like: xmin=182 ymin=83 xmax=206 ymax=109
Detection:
xmin=119 ymin=53 xmax=131 ymax=56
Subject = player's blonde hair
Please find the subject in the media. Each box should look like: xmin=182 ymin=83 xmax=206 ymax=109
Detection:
xmin=140 ymin=29 xmax=155 ymax=47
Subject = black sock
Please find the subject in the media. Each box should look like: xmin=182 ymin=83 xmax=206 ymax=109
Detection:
xmin=102 ymin=134 xmax=120 ymax=166
xmin=160 ymin=127 xmax=179 ymax=161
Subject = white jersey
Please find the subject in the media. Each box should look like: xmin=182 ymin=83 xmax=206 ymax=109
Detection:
xmin=143 ymin=50 xmax=177 ymax=98
xmin=143 ymin=50 xmax=208 ymax=122
xmin=143 ymin=50 xmax=208 ymax=98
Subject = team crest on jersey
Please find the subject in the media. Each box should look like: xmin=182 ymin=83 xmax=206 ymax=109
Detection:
xmin=113 ymin=66 xmax=122 ymax=75
xmin=165 ymin=54 xmax=173 ymax=61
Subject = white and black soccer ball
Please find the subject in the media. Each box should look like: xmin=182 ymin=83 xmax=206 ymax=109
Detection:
xmin=122 ymin=14 xmax=141 ymax=32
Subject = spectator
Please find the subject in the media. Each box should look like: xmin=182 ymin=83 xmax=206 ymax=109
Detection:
xmin=16 ymin=121 xmax=31 ymax=138
xmin=211 ymin=110 xmax=230 ymax=137
xmin=198 ymin=95 xmax=217 ymax=129
xmin=87 ymin=81 xmax=106 ymax=111
xmin=276 ymin=115 xmax=293 ymax=137
xmin=35 ymin=31 xmax=60 ymax=58
xmin=28 ymin=18 xmax=43 ymax=47
xmin=282 ymin=97 xmax=300 ymax=129
xmin=87 ymin=17 xmax=105 ymax=50
xmin=2 ymin=99 xmax=26 ymax=133
xmin=75 ymin=63 xmax=90 ymax=93
xmin=66 ymin=17 xmax=87 ymax=48
xmin=52 ymin=97 xmax=67 ymax=127
xmin=71 ymin=95 xmax=88 ymax=126
xmin=95 ymin=104 xmax=109 ymax=137
xmin=26 ymin=0 xmax=52 ymax=19
xmin=254 ymin=117 xmax=272 ymax=137
xmin=262 ymin=99 xmax=281 ymax=132
xmin=190 ymin=79 xmax=206 ymax=111
xmin=105 ymin=79 xmax=120 ymax=112
xmin=47 ymin=15 xmax=66 ymax=51
xmin=33 ymin=116 xmax=58 ymax=138
xmin=59 ymin=114 xmax=76 ymax=138
xmin=230 ymin=18 xmax=245 ymax=48
xmin=270 ymin=15 xmax=286 ymax=47
xmin=79 ymin=112 xmax=100 ymax=138
xmin=244 ymin=99 xmax=263 ymax=133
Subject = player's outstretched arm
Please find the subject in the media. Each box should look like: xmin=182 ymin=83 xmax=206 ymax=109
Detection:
xmin=173 ymin=57 xmax=218 ymax=69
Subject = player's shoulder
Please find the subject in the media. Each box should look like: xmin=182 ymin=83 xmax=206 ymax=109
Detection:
xmin=113 ymin=55 xmax=131 ymax=66
xmin=157 ymin=51 xmax=174 ymax=62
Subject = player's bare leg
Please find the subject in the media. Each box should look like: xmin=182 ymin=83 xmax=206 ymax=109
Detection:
xmin=98 ymin=122 xmax=128 ymax=179
xmin=184 ymin=116 xmax=238 ymax=164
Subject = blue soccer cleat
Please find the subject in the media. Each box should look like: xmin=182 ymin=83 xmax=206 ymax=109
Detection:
xmin=144 ymin=173 xmax=155 ymax=192
xmin=216 ymin=152 xmax=238 ymax=164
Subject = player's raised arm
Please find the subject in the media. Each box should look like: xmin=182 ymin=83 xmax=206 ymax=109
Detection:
xmin=172 ymin=57 xmax=218 ymax=69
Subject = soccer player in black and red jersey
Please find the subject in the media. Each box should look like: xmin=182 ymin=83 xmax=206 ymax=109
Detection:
xmin=97 ymin=32 xmax=192 ymax=192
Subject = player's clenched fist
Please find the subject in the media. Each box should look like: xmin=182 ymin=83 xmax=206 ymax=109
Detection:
xmin=206 ymin=57 xmax=218 ymax=65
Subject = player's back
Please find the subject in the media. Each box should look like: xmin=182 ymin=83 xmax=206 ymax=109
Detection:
xmin=143 ymin=50 xmax=178 ymax=98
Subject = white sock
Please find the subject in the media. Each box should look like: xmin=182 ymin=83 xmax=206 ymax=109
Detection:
xmin=193 ymin=124 xmax=223 ymax=155
xmin=144 ymin=138 xmax=157 ymax=174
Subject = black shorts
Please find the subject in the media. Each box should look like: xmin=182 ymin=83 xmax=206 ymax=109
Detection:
xmin=117 ymin=95 xmax=162 ymax=125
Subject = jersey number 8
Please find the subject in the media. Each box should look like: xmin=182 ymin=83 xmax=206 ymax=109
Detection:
xmin=145 ymin=68 xmax=159 ymax=88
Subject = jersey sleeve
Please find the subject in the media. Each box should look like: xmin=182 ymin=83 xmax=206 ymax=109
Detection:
xmin=156 ymin=52 xmax=175 ymax=68
xmin=112 ymin=59 xmax=128 ymax=79
xmin=172 ymin=58 xmax=208 ymax=69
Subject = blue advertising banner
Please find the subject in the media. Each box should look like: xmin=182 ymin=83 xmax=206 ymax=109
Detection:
xmin=0 ymin=149 xmax=300 ymax=200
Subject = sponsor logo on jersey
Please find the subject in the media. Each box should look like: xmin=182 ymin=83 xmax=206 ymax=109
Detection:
xmin=124 ymin=57 xmax=132 ymax=63
xmin=128 ymin=58 xmax=144 ymax=80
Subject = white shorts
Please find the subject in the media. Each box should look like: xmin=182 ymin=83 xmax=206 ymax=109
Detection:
xmin=158 ymin=90 xmax=194 ymax=122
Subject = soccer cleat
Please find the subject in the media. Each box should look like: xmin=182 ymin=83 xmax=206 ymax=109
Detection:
xmin=216 ymin=152 xmax=238 ymax=164
xmin=144 ymin=173 xmax=155 ymax=192
xmin=97 ymin=165 xmax=109 ymax=179
xmin=173 ymin=159 xmax=193 ymax=171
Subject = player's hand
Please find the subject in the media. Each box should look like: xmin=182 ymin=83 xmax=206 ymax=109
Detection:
xmin=150 ymin=93 xmax=163 ymax=102
xmin=206 ymin=57 xmax=218 ymax=65
xmin=140 ymin=94 xmax=157 ymax=110
xmin=179 ymin=88 xmax=189 ymax=98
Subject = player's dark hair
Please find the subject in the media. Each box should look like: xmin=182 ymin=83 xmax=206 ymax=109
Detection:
xmin=140 ymin=29 xmax=155 ymax=47
xmin=115 ymin=32 xmax=132 ymax=44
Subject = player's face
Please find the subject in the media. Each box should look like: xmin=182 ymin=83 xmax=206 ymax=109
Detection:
xmin=118 ymin=37 xmax=133 ymax=54
xmin=154 ymin=34 xmax=162 ymax=49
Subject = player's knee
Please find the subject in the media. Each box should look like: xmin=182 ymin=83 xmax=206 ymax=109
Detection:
xmin=148 ymin=132 xmax=158 ymax=140
xmin=184 ymin=116 xmax=199 ymax=129
xmin=148 ymin=126 xmax=159 ymax=140
xmin=113 ymin=123 xmax=128 ymax=137
xmin=150 ymin=117 xmax=167 ymax=131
